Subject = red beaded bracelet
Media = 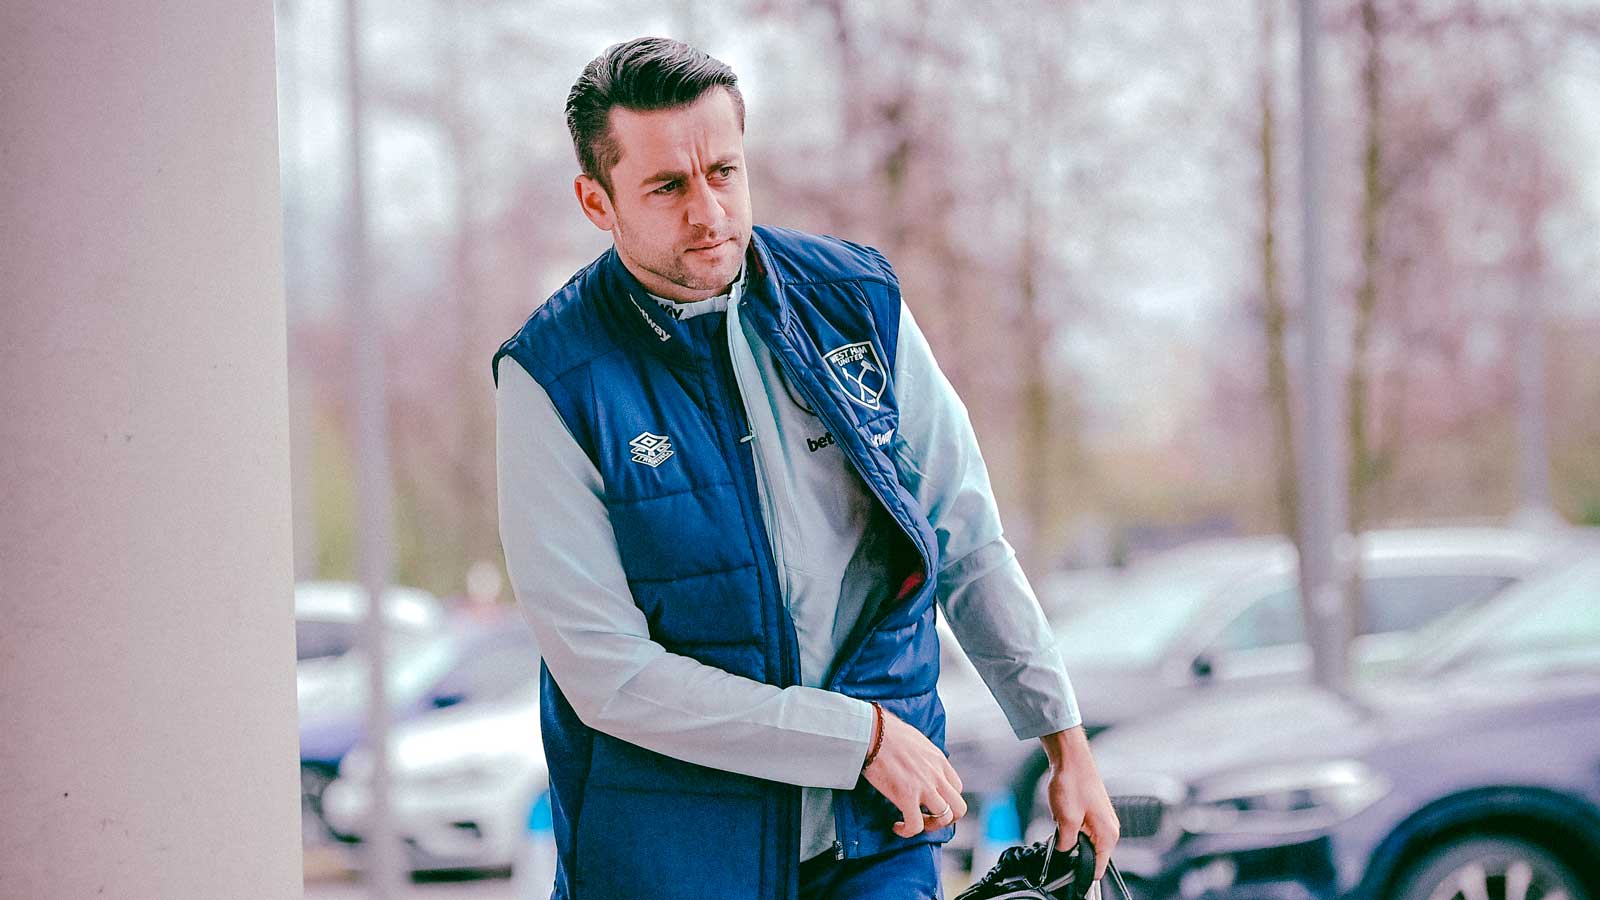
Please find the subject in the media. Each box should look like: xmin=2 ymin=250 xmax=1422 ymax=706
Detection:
xmin=862 ymin=701 xmax=885 ymax=769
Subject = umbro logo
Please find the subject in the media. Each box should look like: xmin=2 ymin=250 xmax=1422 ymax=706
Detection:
xmin=629 ymin=432 xmax=675 ymax=467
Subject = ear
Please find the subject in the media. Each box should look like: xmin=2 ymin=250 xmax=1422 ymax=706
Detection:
xmin=574 ymin=174 xmax=616 ymax=232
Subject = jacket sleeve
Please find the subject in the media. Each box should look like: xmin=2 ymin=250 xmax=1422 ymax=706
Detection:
xmin=890 ymin=302 xmax=1083 ymax=739
xmin=495 ymin=356 xmax=873 ymax=788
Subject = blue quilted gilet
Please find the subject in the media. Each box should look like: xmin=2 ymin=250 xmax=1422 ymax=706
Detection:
xmin=493 ymin=225 xmax=951 ymax=900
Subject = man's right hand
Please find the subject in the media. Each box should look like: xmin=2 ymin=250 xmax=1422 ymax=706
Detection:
xmin=861 ymin=705 xmax=968 ymax=838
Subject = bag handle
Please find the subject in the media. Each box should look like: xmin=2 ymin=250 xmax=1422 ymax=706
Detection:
xmin=1041 ymin=831 xmax=1133 ymax=900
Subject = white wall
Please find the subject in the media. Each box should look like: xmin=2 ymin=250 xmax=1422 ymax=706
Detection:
xmin=0 ymin=2 xmax=301 ymax=897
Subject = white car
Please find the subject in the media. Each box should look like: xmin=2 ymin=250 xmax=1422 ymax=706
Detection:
xmin=320 ymin=680 xmax=550 ymax=876
xmin=296 ymin=580 xmax=448 ymax=843
xmin=294 ymin=580 xmax=446 ymax=663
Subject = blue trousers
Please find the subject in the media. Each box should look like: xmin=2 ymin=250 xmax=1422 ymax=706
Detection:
xmin=799 ymin=843 xmax=945 ymax=900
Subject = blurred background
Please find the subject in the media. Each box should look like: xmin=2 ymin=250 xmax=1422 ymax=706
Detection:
xmin=275 ymin=0 xmax=1600 ymax=898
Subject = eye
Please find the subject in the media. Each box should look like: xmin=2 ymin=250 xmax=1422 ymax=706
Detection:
xmin=714 ymin=165 xmax=737 ymax=180
xmin=652 ymin=180 xmax=680 ymax=195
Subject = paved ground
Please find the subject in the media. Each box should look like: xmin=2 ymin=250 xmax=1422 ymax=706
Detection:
xmin=303 ymin=847 xmax=519 ymax=899
xmin=302 ymin=844 xmax=976 ymax=899
xmin=305 ymin=878 xmax=517 ymax=900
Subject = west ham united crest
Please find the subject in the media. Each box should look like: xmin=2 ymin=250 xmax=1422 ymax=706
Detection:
xmin=824 ymin=341 xmax=887 ymax=411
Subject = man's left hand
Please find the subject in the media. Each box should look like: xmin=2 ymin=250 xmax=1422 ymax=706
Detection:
xmin=1038 ymin=725 xmax=1119 ymax=881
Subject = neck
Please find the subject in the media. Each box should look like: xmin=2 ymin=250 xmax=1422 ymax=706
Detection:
xmin=616 ymin=256 xmax=731 ymax=304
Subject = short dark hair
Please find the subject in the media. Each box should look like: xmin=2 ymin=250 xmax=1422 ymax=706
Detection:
xmin=566 ymin=37 xmax=746 ymax=194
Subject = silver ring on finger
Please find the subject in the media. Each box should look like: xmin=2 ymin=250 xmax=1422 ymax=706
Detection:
xmin=924 ymin=805 xmax=951 ymax=820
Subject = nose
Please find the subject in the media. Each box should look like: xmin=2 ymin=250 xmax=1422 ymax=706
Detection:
xmin=684 ymin=177 xmax=724 ymax=230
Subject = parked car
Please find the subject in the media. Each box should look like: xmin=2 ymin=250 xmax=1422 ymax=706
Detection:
xmin=294 ymin=580 xmax=446 ymax=663
xmin=296 ymin=580 xmax=449 ymax=842
xmin=321 ymin=679 xmax=550 ymax=877
xmin=300 ymin=615 xmax=539 ymax=843
xmin=1031 ymin=566 xmax=1123 ymax=628
xmin=1079 ymin=549 xmax=1600 ymax=900
xmin=939 ymin=527 xmax=1573 ymax=868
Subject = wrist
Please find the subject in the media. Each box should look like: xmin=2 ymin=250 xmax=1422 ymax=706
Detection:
xmin=1039 ymin=724 xmax=1089 ymax=769
xmin=862 ymin=701 xmax=885 ymax=770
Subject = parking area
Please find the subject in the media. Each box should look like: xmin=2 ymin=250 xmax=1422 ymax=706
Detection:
xmin=304 ymin=847 xmax=517 ymax=900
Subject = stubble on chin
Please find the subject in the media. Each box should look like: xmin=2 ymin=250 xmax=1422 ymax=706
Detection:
xmin=614 ymin=215 xmax=747 ymax=297
xmin=665 ymin=241 xmax=745 ymax=294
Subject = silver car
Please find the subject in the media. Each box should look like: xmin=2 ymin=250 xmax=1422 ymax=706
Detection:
xmin=937 ymin=526 xmax=1576 ymax=864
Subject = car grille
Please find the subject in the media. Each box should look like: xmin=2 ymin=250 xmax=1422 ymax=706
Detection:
xmin=1112 ymin=794 xmax=1165 ymax=840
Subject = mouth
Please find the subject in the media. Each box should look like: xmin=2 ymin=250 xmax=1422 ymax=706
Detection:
xmin=686 ymin=238 xmax=732 ymax=253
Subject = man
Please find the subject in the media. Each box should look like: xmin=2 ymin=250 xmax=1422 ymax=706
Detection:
xmin=495 ymin=36 xmax=1118 ymax=900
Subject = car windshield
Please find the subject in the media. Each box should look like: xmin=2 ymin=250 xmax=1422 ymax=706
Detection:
xmin=426 ymin=630 xmax=541 ymax=705
xmin=329 ymin=631 xmax=461 ymax=707
xmin=296 ymin=619 xmax=357 ymax=661
xmin=1053 ymin=561 xmax=1252 ymax=666
xmin=1406 ymin=556 xmax=1600 ymax=678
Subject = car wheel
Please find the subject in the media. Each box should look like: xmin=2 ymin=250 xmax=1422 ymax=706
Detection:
xmin=1391 ymin=836 xmax=1589 ymax=900
xmin=301 ymin=763 xmax=338 ymax=845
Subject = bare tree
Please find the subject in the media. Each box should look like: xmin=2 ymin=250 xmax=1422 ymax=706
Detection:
xmin=1259 ymin=0 xmax=1301 ymax=543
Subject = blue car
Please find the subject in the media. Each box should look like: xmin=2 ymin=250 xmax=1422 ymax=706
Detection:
xmin=1085 ymin=550 xmax=1600 ymax=900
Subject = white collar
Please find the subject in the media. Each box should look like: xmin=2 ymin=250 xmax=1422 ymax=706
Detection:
xmin=648 ymin=265 xmax=747 ymax=320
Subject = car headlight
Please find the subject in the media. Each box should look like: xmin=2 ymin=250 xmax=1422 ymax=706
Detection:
xmin=338 ymin=748 xmax=372 ymax=782
xmin=1181 ymin=759 xmax=1390 ymax=835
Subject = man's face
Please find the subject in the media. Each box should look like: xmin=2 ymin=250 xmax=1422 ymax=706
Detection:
xmin=574 ymin=87 xmax=753 ymax=303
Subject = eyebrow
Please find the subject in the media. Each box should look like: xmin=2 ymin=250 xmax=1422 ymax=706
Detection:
xmin=639 ymin=157 xmax=741 ymax=188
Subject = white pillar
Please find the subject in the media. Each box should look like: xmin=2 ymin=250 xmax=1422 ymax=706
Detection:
xmin=0 ymin=3 xmax=301 ymax=899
